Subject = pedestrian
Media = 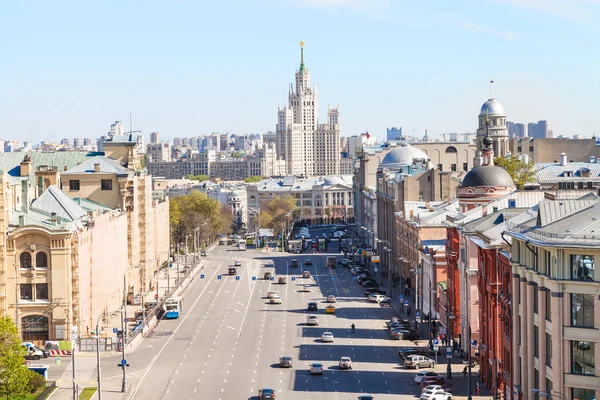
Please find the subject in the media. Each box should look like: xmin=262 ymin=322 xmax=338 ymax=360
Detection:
xmin=475 ymin=383 xmax=480 ymax=396
xmin=407 ymin=306 xmax=411 ymax=316
xmin=463 ymin=366 xmax=468 ymax=377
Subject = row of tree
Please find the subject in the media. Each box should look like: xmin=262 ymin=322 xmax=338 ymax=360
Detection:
xmin=169 ymin=191 xmax=236 ymax=248
xmin=0 ymin=317 xmax=48 ymax=399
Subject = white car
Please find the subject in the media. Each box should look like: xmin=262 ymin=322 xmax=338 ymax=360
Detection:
xmin=429 ymin=393 xmax=453 ymax=400
xmin=321 ymin=332 xmax=334 ymax=342
xmin=421 ymin=389 xmax=451 ymax=400
xmin=303 ymin=285 xmax=312 ymax=292
xmin=270 ymin=296 xmax=282 ymax=304
xmin=370 ymin=294 xmax=387 ymax=303
xmin=267 ymin=291 xmax=278 ymax=298
xmin=339 ymin=357 xmax=352 ymax=369
xmin=307 ymin=315 xmax=319 ymax=326
xmin=234 ymin=260 xmax=242 ymax=266
xmin=310 ymin=363 xmax=324 ymax=375
xmin=421 ymin=385 xmax=448 ymax=394
xmin=415 ymin=371 xmax=440 ymax=383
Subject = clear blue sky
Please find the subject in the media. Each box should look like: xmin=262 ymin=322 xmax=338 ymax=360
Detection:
xmin=1 ymin=0 xmax=599 ymax=143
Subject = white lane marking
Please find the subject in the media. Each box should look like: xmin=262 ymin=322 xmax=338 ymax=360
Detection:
xmin=132 ymin=263 xmax=221 ymax=397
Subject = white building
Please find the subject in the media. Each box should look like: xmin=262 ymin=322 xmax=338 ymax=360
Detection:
xmin=147 ymin=142 xmax=171 ymax=162
xmin=476 ymin=99 xmax=509 ymax=161
xmin=276 ymin=42 xmax=340 ymax=177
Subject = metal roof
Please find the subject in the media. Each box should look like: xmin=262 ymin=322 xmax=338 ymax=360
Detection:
xmin=30 ymin=185 xmax=88 ymax=221
xmin=63 ymin=155 xmax=132 ymax=175
xmin=0 ymin=151 xmax=99 ymax=180
xmin=537 ymin=200 xmax=596 ymax=227
xmin=534 ymin=162 xmax=600 ymax=183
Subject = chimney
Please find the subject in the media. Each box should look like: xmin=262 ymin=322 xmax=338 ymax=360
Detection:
xmin=51 ymin=212 xmax=57 ymax=226
xmin=64 ymin=166 xmax=68 ymax=171
xmin=20 ymin=155 xmax=32 ymax=177
xmin=19 ymin=215 xmax=24 ymax=227
xmin=560 ymin=152 xmax=567 ymax=166
xmin=94 ymin=163 xmax=100 ymax=173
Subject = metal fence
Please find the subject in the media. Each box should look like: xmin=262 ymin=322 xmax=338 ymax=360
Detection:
xmin=79 ymin=337 xmax=113 ymax=352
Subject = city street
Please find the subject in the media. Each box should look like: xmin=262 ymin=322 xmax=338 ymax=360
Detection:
xmin=127 ymin=238 xmax=426 ymax=400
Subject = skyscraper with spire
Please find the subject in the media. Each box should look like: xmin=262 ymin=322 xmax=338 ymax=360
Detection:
xmin=276 ymin=42 xmax=340 ymax=177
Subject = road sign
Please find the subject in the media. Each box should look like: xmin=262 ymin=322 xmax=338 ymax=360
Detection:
xmin=416 ymin=311 xmax=421 ymax=318
xmin=291 ymin=277 xmax=296 ymax=281
xmin=434 ymin=345 xmax=439 ymax=352
xmin=121 ymin=359 xmax=127 ymax=365
xmin=200 ymin=274 xmax=205 ymax=279
xmin=433 ymin=339 xmax=439 ymax=345
xmin=56 ymin=357 xmax=61 ymax=365
xmin=217 ymin=275 xmax=222 ymax=280
xmin=403 ymin=299 xmax=409 ymax=306
xmin=270 ymin=277 xmax=274 ymax=281
xmin=400 ymin=294 xmax=405 ymax=301
xmin=113 ymin=328 xmax=118 ymax=334
xmin=154 ymin=293 xmax=159 ymax=300
xmin=374 ymin=267 xmax=378 ymax=272
xmin=236 ymin=276 xmax=240 ymax=281
xmin=252 ymin=276 xmax=256 ymax=281
xmin=446 ymin=347 xmax=453 ymax=359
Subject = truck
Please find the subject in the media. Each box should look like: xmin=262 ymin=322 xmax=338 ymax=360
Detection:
xmin=239 ymin=241 xmax=246 ymax=251
xmin=327 ymin=256 xmax=337 ymax=268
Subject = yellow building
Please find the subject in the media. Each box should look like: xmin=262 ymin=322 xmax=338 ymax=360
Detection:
xmin=0 ymin=138 xmax=169 ymax=340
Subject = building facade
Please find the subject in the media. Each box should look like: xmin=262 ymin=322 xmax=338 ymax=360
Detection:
xmin=509 ymin=137 xmax=600 ymax=164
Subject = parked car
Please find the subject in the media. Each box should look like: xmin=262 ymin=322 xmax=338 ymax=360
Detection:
xmin=405 ymin=355 xmax=435 ymax=369
xmin=370 ymin=294 xmax=387 ymax=303
xmin=391 ymin=329 xmax=419 ymax=340
xmin=279 ymin=356 xmax=293 ymax=368
xmin=421 ymin=389 xmax=452 ymax=400
xmin=429 ymin=394 xmax=453 ymax=400
xmin=421 ymin=385 xmax=451 ymax=394
xmin=420 ymin=377 xmax=446 ymax=390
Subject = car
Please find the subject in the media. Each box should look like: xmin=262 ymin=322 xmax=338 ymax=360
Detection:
xmin=258 ymin=388 xmax=276 ymax=399
xmin=321 ymin=332 xmax=334 ymax=342
xmin=415 ymin=371 xmax=440 ymax=384
xmin=370 ymin=294 xmax=387 ymax=303
xmin=365 ymin=289 xmax=385 ymax=297
xmin=339 ymin=357 xmax=352 ymax=369
xmin=290 ymin=259 xmax=299 ymax=267
xmin=302 ymin=271 xmax=311 ymax=278
xmin=279 ymin=356 xmax=293 ymax=368
xmin=303 ymin=285 xmax=312 ymax=292
xmin=420 ymin=377 xmax=446 ymax=390
xmin=325 ymin=305 xmax=336 ymax=314
xmin=362 ymin=282 xmax=379 ymax=289
xmin=421 ymin=389 xmax=452 ymax=400
xmin=359 ymin=278 xmax=378 ymax=286
xmin=392 ymin=330 xmax=419 ymax=340
xmin=421 ymin=385 xmax=450 ymax=394
xmin=228 ymin=267 xmax=237 ymax=275
xmin=22 ymin=344 xmax=46 ymax=360
xmin=337 ymin=259 xmax=350 ymax=266
xmin=304 ymin=259 xmax=312 ymax=265
xmin=264 ymin=271 xmax=273 ymax=280
xmin=310 ymin=363 xmax=324 ymax=375
xmin=327 ymin=295 xmax=336 ymax=303
xmin=358 ymin=397 xmax=375 ymax=400
xmin=234 ymin=260 xmax=242 ymax=266
xmin=405 ymin=355 xmax=435 ymax=369
xmin=270 ymin=296 xmax=282 ymax=304
xmin=200 ymin=251 xmax=207 ymax=257
xmin=307 ymin=302 xmax=318 ymax=311
xmin=267 ymin=291 xmax=278 ymax=298
xmin=278 ymin=277 xmax=288 ymax=284
xmin=430 ymin=394 xmax=453 ymax=400
xmin=307 ymin=315 xmax=319 ymax=326
xmin=389 ymin=321 xmax=412 ymax=329
xmin=352 ymin=269 xmax=368 ymax=276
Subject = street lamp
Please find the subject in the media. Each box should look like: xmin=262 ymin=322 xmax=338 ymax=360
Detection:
xmin=94 ymin=313 xmax=105 ymax=400
xmin=451 ymin=314 xmax=472 ymax=400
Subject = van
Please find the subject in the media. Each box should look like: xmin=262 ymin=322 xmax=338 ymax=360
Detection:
xmin=22 ymin=343 xmax=47 ymax=360
xmin=405 ymin=354 xmax=435 ymax=369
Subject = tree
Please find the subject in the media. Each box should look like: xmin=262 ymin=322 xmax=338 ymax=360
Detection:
xmin=494 ymin=155 xmax=537 ymax=190
xmin=231 ymin=151 xmax=244 ymax=159
xmin=244 ymin=176 xmax=263 ymax=183
xmin=0 ymin=316 xmax=30 ymax=400
xmin=186 ymin=174 xmax=210 ymax=182
xmin=259 ymin=196 xmax=297 ymax=233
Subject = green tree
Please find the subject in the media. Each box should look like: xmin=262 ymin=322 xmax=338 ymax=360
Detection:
xmin=186 ymin=174 xmax=210 ymax=182
xmin=494 ymin=155 xmax=537 ymax=189
xmin=259 ymin=196 xmax=297 ymax=233
xmin=0 ymin=316 xmax=30 ymax=399
xmin=244 ymin=176 xmax=263 ymax=183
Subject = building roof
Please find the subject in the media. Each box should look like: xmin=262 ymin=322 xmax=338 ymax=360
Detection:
xmin=253 ymin=175 xmax=353 ymax=193
xmin=534 ymin=162 xmax=600 ymax=183
xmin=479 ymin=98 xmax=505 ymax=117
xmin=30 ymin=185 xmax=88 ymax=221
xmin=73 ymin=197 xmax=113 ymax=213
xmin=0 ymin=151 xmax=99 ymax=179
xmin=63 ymin=155 xmax=132 ymax=175
xmin=379 ymin=144 xmax=428 ymax=168
xmin=536 ymin=199 xmax=597 ymax=227
xmin=460 ymin=166 xmax=515 ymax=188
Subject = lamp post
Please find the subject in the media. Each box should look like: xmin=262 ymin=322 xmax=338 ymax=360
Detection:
xmin=451 ymin=314 xmax=472 ymax=400
xmin=94 ymin=313 xmax=105 ymax=400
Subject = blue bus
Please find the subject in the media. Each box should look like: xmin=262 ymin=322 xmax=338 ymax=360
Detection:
xmin=164 ymin=296 xmax=183 ymax=319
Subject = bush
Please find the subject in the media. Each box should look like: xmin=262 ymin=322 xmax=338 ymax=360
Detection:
xmin=27 ymin=370 xmax=46 ymax=393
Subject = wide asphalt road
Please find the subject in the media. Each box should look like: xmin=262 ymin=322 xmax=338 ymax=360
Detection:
xmin=129 ymin=239 xmax=423 ymax=400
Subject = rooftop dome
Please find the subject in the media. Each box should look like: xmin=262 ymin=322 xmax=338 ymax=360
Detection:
xmin=324 ymin=176 xmax=345 ymax=186
xmin=479 ymin=98 xmax=505 ymax=117
xmin=460 ymin=166 xmax=515 ymax=188
xmin=380 ymin=144 xmax=429 ymax=168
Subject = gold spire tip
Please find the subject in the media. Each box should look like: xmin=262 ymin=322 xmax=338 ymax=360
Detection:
xmin=300 ymin=41 xmax=304 ymax=47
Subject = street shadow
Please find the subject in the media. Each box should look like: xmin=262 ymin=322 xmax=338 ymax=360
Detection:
xmin=291 ymin=369 xmax=417 ymax=395
xmin=301 ymin=326 xmax=389 ymax=340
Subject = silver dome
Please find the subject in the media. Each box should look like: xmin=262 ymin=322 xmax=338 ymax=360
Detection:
xmin=380 ymin=144 xmax=429 ymax=168
xmin=479 ymin=98 xmax=505 ymax=116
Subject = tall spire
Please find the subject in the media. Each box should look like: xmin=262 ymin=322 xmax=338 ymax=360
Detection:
xmin=299 ymin=41 xmax=305 ymax=73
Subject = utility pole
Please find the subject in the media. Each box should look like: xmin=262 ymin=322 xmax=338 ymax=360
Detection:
xmin=15 ymin=263 xmax=20 ymax=332
xmin=177 ymin=243 xmax=181 ymax=285
xmin=446 ymin=301 xmax=453 ymax=380
xmin=72 ymin=327 xmax=79 ymax=400
xmin=120 ymin=309 xmax=127 ymax=393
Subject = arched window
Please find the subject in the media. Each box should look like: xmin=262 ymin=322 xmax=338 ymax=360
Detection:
xmin=21 ymin=315 xmax=49 ymax=341
xmin=36 ymin=252 xmax=48 ymax=269
xmin=20 ymin=252 xmax=32 ymax=269
xmin=445 ymin=146 xmax=457 ymax=153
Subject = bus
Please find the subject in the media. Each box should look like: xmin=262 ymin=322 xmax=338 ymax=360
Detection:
xmin=164 ymin=296 xmax=183 ymax=319
xmin=239 ymin=240 xmax=247 ymax=251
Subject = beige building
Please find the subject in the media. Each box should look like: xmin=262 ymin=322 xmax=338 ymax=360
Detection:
xmin=0 ymin=138 xmax=170 ymax=341
xmin=509 ymin=137 xmax=600 ymax=163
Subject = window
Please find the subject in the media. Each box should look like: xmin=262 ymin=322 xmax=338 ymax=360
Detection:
xmin=529 ymin=146 xmax=534 ymax=152
xmin=545 ymin=333 xmax=552 ymax=367
xmin=571 ymin=341 xmax=595 ymax=375
xmin=517 ymin=146 xmax=522 ymax=152
xmin=101 ymin=179 xmax=113 ymax=190
xmin=518 ymin=316 xmax=521 ymax=345
xmin=36 ymin=284 xmax=48 ymax=300
xmin=534 ymin=326 xmax=539 ymax=357
xmin=69 ymin=180 xmax=80 ymax=191
xmin=20 ymin=284 xmax=32 ymax=300
xmin=463 ymin=163 xmax=468 ymax=171
xmin=20 ymin=252 xmax=32 ymax=269
xmin=533 ymin=284 xmax=539 ymax=314
xmin=534 ymin=368 xmax=539 ymax=391
xmin=570 ymin=255 xmax=594 ymax=281
xmin=545 ymin=378 xmax=552 ymax=393
xmin=572 ymin=388 xmax=595 ymax=400
xmin=451 ymin=164 xmax=457 ymax=172
xmin=36 ymin=252 xmax=48 ymax=269
xmin=545 ymin=291 xmax=552 ymax=321
xmin=571 ymin=293 xmax=594 ymax=327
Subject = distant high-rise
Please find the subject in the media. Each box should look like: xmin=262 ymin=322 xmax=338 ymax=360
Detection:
xmin=507 ymin=121 xmax=525 ymax=139
xmin=150 ymin=132 xmax=160 ymax=144
xmin=386 ymin=127 xmax=403 ymax=141
xmin=276 ymin=42 xmax=340 ymax=177
xmin=527 ymin=120 xmax=549 ymax=138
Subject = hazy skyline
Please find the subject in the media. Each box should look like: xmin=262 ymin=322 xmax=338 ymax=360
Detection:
xmin=1 ymin=0 xmax=599 ymax=143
